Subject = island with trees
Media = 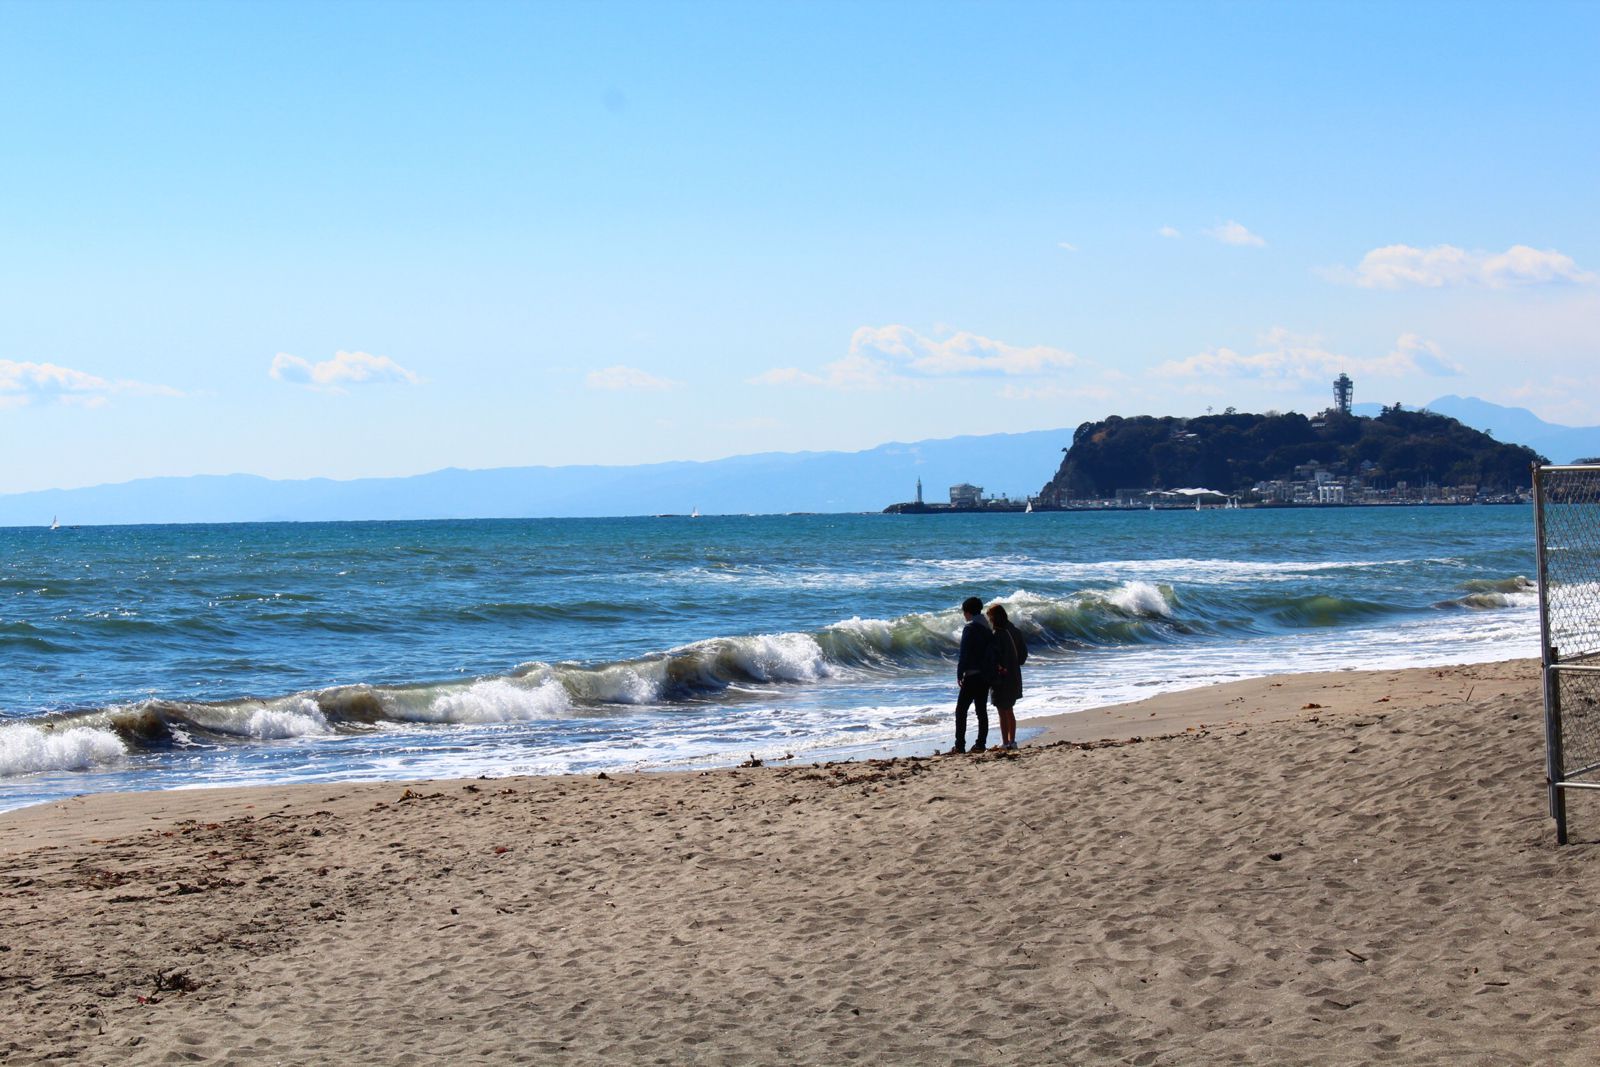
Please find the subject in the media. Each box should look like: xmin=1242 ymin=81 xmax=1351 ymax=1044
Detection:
xmin=1033 ymin=405 xmax=1543 ymax=508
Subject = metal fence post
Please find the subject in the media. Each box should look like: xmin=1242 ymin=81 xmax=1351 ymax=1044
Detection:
xmin=1533 ymin=465 xmax=1566 ymax=841
xmin=1546 ymin=648 xmax=1568 ymax=845
xmin=1535 ymin=463 xmax=1600 ymax=844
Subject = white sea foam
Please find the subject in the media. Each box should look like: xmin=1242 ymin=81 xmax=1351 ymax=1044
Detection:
xmin=245 ymin=699 xmax=332 ymax=740
xmin=1104 ymin=580 xmax=1174 ymax=618
xmin=824 ymin=616 xmax=901 ymax=643
xmin=416 ymin=677 xmax=574 ymax=723
xmin=1549 ymin=581 xmax=1600 ymax=618
xmin=1444 ymin=577 xmax=1540 ymax=611
xmin=1453 ymin=590 xmax=1541 ymax=610
xmin=666 ymin=554 xmax=1417 ymax=601
xmin=666 ymin=565 xmax=894 ymax=592
xmin=0 ymin=724 xmax=127 ymax=776
xmin=720 ymin=632 xmax=831 ymax=683
xmin=1015 ymin=599 xmax=1540 ymax=723
xmin=906 ymin=555 xmax=1407 ymax=586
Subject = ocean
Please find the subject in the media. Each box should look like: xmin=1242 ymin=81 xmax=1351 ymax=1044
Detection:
xmin=0 ymin=507 xmax=1539 ymax=812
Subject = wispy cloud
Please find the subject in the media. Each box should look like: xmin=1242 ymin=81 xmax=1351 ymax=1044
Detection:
xmin=998 ymin=381 xmax=1115 ymax=403
xmin=269 ymin=351 xmax=422 ymax=391
xmin=749 ymin=351 xmax=902 ymax=390
xmin=1152 ymin=327 xmax=1463 ymax=383
xmin=1334 ymin=243 xmax=1598 ymax=289
xmin=752 ymin=325 xmax=1081 ymax=391
xmin=0 ymin=359 xmax=181 ymax=409
xmin=1385 ymin=333 xmax=1465 ymax=377
xmin=855 ymin=325 xmax=1080 ymax=376
xmin=1205 ymin=220 xmax=1265 ymax=247
xmin=1507 ymin=375 xmax=1600 ymax=427
xmin=1158 ymin=225 xmax=1181 ymax=239
xmin=1057 ymin=241 xmax=1079 ymax=252
xmin=585 ymin=365 xmax=682 ymax=391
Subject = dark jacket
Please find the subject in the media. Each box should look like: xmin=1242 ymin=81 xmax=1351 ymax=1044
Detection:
xmin=957 ymin=616 xmax=993 ymax=684
xmin=990 ymin=621 xmax=1024 ymax=704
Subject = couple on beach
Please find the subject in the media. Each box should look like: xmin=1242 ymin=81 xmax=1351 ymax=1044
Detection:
xmin=950 ymin=596 xmax=1027 ymax=754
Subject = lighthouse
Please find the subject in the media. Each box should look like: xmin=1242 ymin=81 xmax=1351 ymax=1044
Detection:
xmin=1334 ymin=373 xmax=1353 ymax=415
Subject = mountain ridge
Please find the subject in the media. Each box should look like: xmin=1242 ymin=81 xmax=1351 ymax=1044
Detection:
xmin=11 ymin=396 xmax=1596 ymax=526
xmin=1357 ymin=395 xmax=1600 ymax=464
xmin=2 ymin=430 xmax=1071 ymax=526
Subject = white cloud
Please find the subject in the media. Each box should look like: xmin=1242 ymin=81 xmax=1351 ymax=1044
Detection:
xmin=1205 ymin=220 xmax=1266 ymax=247
xmin=1340 ymin=243 xmax=1597 ymax=289
xmin=749 ymin=351 xmax=902 ymax=391
xmin=1383 ymin=333 xmax=1465 ymax=377
xmin=1153 ymin=327 xmax=1463 ymax=383
xmin=1507 ymin=376 xmax=1600 ymax=427
xmin=0 ymin=359 xmax=180 ymax=408
xmin=752 ymin=325 xmax=1080 ymax=391
xmin=584 ymin=365 xmax=681 ymax=391
xmin=851 ymin=325 xmax=1080 ymax=376
xmin=270 ymin=350 xmax=421 ymax=391
xmin=998 ymin=381 xmax=1115 ymax=403
xmin=1158 ymin=226 xmax=1181 ymax=239
xmin=1057 ymin=241 xmax=1079 ymax=252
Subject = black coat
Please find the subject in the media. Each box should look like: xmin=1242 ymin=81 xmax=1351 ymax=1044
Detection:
xmin=990 ymin=622 xmax=1024 ymax=704
xmin=956 ymin=617 xmax=993 ymax=683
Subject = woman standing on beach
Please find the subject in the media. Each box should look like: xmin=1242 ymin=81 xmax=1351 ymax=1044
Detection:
xmin=986 ymin=603 xmax=1026 ymax=751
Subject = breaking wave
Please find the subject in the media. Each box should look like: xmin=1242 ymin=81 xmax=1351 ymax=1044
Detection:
xmin=0 ymin=575 xmax=1532 ymax=776
xmin=1436 ymin=576 xmax=1540 ymax=610
xmin=0 ymin=723 xmax=129 ymax=776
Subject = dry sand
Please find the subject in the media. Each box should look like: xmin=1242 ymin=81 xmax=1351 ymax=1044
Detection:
xmin=4 ymin=659 xmax=1598 ymax=1065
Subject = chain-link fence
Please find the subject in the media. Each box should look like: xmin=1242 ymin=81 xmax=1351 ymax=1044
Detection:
xmin=1534 ymin=464 xmax=1600 ymax=843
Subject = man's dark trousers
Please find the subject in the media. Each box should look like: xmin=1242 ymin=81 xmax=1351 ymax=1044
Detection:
xmin=955 ymin=677 xmax=989 ymax=751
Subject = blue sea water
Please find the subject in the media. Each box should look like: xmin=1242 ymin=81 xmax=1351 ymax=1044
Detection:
xmin=0 ymin=507 xmax=1539 ymax=811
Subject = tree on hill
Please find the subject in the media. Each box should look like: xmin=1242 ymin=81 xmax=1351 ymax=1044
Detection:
xmin=1040 ymin=408 xmax=1545 ymax=501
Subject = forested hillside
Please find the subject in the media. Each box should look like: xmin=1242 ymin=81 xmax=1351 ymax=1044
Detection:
xmin=1040 ymin=408 xmax=1544 ymax=501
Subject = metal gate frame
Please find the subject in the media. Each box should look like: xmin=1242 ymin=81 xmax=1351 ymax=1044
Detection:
xmin=1534 ymin=463 xmax=1600 ymax=844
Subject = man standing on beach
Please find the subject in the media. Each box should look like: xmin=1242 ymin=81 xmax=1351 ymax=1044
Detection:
xmin=952 ymin=596 xmax=992 ymax=754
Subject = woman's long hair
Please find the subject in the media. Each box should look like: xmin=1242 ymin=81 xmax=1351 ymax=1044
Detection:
xmin=985 ymin=603 xmax=1010 ymax=628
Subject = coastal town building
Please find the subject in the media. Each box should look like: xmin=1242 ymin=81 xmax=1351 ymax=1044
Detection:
xmin=948 ymin=483 xmax=983 ymax=507
xmin=1146 ymin=487 xmax=1234 ymax=506
xmin=883 ymin=482 xmax=1035 ymax=513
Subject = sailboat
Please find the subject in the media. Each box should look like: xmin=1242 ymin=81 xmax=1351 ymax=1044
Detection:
xmin=50 ymin=515 xmax=60 ymax=531
xmin=690 ymin=507 xmax=701 ymax=519
xmin=1024 ymin=500 xmax=1034 ymax=513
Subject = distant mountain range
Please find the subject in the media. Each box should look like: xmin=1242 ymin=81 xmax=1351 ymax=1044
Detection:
xmin=1353 ymin=396 xmax=1600 ymax=465
xmin=7 ymin=396 xmax=1596 ymax=527
xmin=0 ymin=429 xmax=1070 ymax=527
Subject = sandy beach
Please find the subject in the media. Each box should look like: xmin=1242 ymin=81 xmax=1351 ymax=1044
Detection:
xmin=4 ymin=658 xmax=1597 ymax=1065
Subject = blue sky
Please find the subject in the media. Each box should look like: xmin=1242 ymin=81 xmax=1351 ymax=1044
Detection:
xmin=2 ymin=0 xmax=1596 ymax=493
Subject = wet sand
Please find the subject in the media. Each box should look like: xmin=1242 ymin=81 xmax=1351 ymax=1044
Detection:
xmin=4 ymin=658 xmax=1598 ymax=1065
